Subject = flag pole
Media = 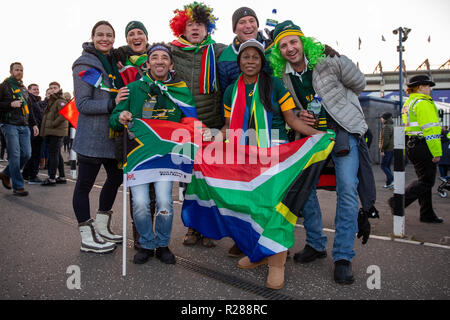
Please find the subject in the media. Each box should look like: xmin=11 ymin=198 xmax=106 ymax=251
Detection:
xmin=122 ymin=126 xmax=128 ymax=276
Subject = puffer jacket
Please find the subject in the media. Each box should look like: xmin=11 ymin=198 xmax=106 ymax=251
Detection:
xmin=312 ymin=55 xmax=367 ymax=136
xmin=40 ymin=90 xmax=68 ymax=137
xmin=171 ymin=42 xmax=226 ymax=129
xmin=72 ymin=42 xmax=117 ymax=159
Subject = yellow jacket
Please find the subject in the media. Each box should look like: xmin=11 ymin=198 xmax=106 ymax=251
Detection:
xmin=402 ymin=93 xmax=442 ymax=157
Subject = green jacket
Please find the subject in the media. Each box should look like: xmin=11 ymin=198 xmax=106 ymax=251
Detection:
xmin=110 ymin=74 xmax=189 ymax=131
xmin=40 ymin=91 xmax=68 ymax=137
xmin=170 ymin=42 xmax=226 ymax=129
xmin=402 ymin=93 xmax=442 ymax=157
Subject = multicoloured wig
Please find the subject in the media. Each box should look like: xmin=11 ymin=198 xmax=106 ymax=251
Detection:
xmin=269 ymin=36 xmax=326 ymax=79
xmin=169 ymin=2 xmax=218 ymax=37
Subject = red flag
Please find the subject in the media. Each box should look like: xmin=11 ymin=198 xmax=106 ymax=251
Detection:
xmin=59 ymin=98 xmax=79 ymax=128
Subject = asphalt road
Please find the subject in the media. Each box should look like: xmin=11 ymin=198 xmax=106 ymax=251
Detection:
xmin=0 ymin=157 xmax=449 ymax=301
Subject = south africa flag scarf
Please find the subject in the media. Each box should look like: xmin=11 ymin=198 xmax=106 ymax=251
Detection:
xmin=229 ymin=74 xmax=272 ymax=148
xmin=171 ymin=35 xmax=217 ymax=95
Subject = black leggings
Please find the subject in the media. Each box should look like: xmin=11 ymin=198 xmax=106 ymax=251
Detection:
xmin=73 ymin=155 xmax=123 ymax=223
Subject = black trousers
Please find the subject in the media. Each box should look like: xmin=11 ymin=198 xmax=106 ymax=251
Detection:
xmin=22 ymin=135 xmax=43 ymax=179
xmin=45 ymin=135 xmax=65 ymax=179
xmin=73 ymin=155 xmax=123 ymax=223
xmin=405 ymin=138 xmax=437 ymax=218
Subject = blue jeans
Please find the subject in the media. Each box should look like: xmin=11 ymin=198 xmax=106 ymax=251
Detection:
xmin=0 ymin=124 xmax=31 ymax=189
xmin=131 ymin=181 xmax=174 ymax=249
xmin=381 ymin=151 xmax=394 ymax=185
xmin=302 ymin=134 xmax=359 ymax=262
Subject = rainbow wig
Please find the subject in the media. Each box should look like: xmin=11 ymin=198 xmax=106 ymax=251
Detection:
xmin=269 ymin=36 xmax=326 ymax=79
xmin=169 ymin=2 xmax=218 ymax=37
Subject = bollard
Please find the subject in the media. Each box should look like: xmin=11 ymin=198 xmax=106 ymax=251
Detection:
xmin=70 ymin=127 xmax=77 ymax=179
xmin=392 ymin=126 xmax=405 ymax=237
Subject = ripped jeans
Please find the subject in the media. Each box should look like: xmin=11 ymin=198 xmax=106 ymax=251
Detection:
xmin=130 ymin=181 xmax=174 ymax=249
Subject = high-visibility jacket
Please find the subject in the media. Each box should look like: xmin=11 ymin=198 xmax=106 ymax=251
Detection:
xmin=402 ymin=93 xmax=442 ymax=157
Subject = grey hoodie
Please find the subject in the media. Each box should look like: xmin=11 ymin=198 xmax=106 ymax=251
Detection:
xmin=72 ymin=42 xmax=116 ymax=159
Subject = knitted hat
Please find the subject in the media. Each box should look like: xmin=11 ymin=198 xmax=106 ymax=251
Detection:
xmin=406 ymin=75 xmax=435 ymax=88
xmin=232 ymin=7 xmax=259 ymax=32
xmin=237 ymin=39 xmax=266 ymax=70
xmin=148 ymin=43 xmax=173 ymax=61
xmin=272 ymin=20 xmax=304 ymax=45
xmin=381 ymin=112 xmax=392 ymax=120
xmin=169 ymin=2 xmax=218 ymax=37
xmin=125 ymin=21 xmax=148 ymax=39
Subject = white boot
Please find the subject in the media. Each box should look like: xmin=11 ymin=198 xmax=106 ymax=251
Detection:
xmin=78 ymin=219 xmax=116 ymax=253
xmin=94 ymin=211 xmax=123 ymax=244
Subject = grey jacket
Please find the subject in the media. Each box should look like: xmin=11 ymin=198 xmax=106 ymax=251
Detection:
xmin=72 ymin=42 xmax=116 ymax=159
xmin=312 ymin=55 xmax=367 ymax=136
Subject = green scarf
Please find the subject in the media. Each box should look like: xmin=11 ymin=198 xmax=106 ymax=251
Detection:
xmin=6 ymin=76 xmax=29 ymax=115
xmin=95 ymin=50 xmax=124 ymax=99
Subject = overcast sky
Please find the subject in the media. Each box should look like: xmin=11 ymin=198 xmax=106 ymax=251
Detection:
xmin=1 ymin=0 xmax=449 ymax=95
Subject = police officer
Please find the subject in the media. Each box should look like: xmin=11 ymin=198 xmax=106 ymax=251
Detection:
xmin=393 ymin=75 xmax=443 ymax=223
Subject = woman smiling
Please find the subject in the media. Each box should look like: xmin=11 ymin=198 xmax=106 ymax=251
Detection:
xmin=220 ymin=39 xmax=321 ymax=290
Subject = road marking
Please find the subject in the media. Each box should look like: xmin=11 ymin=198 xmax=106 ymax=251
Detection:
xmin=295 ymin=224 xmax=450 ymax=250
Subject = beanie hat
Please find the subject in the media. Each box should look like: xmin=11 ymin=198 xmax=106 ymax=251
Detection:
xmin=125 ymin=21 xmax=148 ymax=39
xmin=381 ymin=112 xmax=392 ymax=120
xmin=148 ymin=43 xmax=173 ymax=61
xmin=169 ymin=2 xmax=218 ymax=37
xmin=232 ymin=7 xmax=259 ymax=32
xmin=272 ymin=20 xmax=304 ymax=45
xmin=237 ymin=39 xmax=266 ymax=71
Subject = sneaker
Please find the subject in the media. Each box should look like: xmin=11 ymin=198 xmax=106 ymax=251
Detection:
xmin=41 ymin=179 xmax=56 ymax=186
xmin=293 ymin=244 xmax=327 ymax=263
xmin=155 ymin=246 xmax=176 ymax=264
xmin=55 ymin=177 xmax=67 ymax=184
xmin=13 ymin=188 xmax=29 ymax=196
xmin=28 ymin=176 xmax=43 ymax=184
xmin=133 ymin=248 xmax=155 ymax=264
xmin=383 ymin=182 xmax=394 ymax=189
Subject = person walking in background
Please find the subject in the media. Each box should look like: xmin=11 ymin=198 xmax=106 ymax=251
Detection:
xmin=0 ymin=62 xmax=39 ymax=196
xmin=438 ymin=125 xmax=450 ymax=179
xmin=22 ymin=84 xmax=44 ymax=184
xmin=72 ymin=20 xmax=128 ymax=253
xmin=379 ymin=112 xmax=394 ymax=189
xmin=40 ymin=81 xmax=68 ymax=186
xmin=389 ymin=75 xmax=443 ymax=224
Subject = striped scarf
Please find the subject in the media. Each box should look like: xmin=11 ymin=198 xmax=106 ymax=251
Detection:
xmin=171 ymin=35 xmax=217 ymax=95
xmin=6 ymin=77 xmax=29 ymax=116
xmin=229 ymin=74 xmax=271 ymax=148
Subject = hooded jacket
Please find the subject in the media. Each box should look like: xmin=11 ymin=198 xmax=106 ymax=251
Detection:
xmin=72 ymin=42 xmax=117 ymax=159
xmin=40 ymin=90 xmax=68 ymax=137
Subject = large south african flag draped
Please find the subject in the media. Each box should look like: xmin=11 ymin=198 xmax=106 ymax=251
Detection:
xmin=124 ymin=119 xmax=335 ymax=262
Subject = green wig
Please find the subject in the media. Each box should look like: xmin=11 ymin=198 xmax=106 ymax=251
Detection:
xmin=269 ymin=36 xmax=325 ymax=79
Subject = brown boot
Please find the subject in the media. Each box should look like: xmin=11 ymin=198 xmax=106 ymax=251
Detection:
xmin=238 ymin=256 xmax=268 ymax=269
xmin=266 ymin=251 xmax=287 ymax=290
xmin=183 ymin=228 xmax=200 ymax=245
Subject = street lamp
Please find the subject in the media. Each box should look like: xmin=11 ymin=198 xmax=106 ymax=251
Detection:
xmin=391 ymin=27 xmax=411 ymax=238
xmin=393 ymin=27 xmax=411 ymax=114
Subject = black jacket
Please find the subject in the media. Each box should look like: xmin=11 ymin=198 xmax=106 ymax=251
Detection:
xmin=0 ymin=80 xmax=36 ymax=126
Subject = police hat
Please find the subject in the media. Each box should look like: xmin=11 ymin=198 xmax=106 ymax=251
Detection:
xmin=406 ymin=75 xmax=435 ymax=88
